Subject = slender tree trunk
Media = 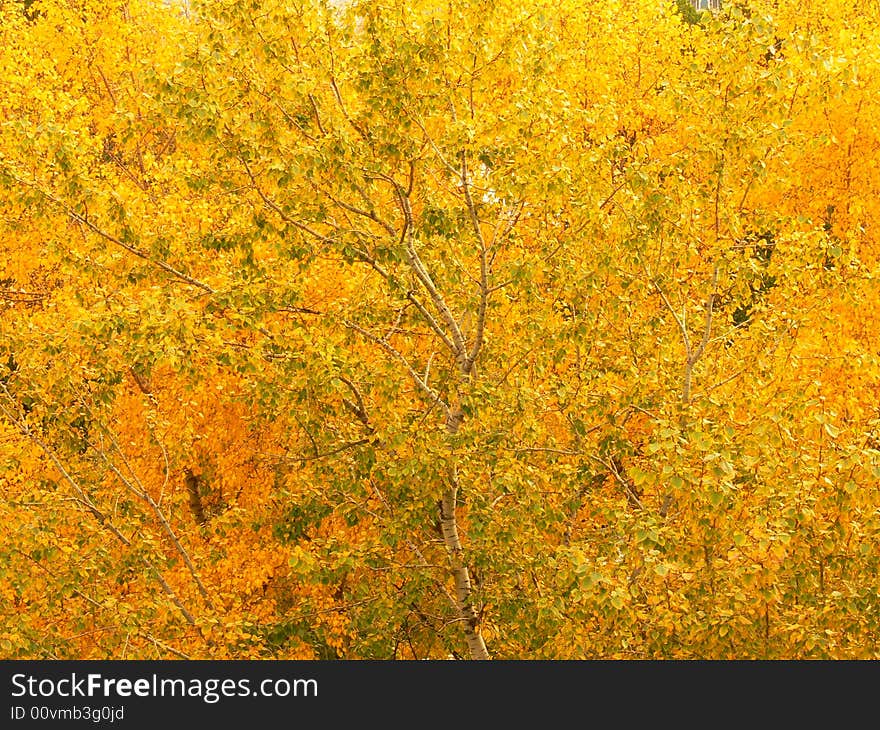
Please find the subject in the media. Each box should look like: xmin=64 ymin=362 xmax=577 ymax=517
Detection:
xmin=440 ymin=406 xmax=490 ymax=660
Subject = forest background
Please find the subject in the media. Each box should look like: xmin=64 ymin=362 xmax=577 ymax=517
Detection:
xmin=1 ymin=0 xmax=879 ymax=660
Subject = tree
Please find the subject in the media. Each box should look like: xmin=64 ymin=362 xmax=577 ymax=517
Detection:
xmin=1 ymin=0 xmax=879 ymax=659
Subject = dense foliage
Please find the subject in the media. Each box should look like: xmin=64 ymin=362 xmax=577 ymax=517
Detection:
xmin=1 ymin=0 xmax=879 ymax=659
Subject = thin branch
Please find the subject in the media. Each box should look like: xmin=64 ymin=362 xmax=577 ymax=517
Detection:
xmin=460 ymin=150 xmax=489 ymax=376
xmin=599 ymin=178 xmax=628 ymax=210
xmin=0 ymin=388 xmax=198 ymax=627
xmin=71 ymin=389 xmax=214 ymax=607
xmin=239 ymin=156 xmax=336 ymax=246
xmin=406 ymin=113 xmax=460 ymax=177
xmin=91 ymin=63 xmax=118 ymax=105
xmin=290 ymin=437 xmax=371 ymax=463
xmin=512 ymin=446 xmax=583 ymax=456
xmin=365 ymin=477 xmax=461 ymax=617
xmin=423 ymin=351 xmax=435 ymax=388
xmin=592 ymin=455 xmax=643 ymax=510
xmin=143 ymin=558 xmax=198 ymax=626
xmin=329 ymin=77 xmax=371 ymax=144
xmin=706 ymin=366 xmax=748 ymax=394
xmin=683 ymin=264 xmax=719 ymax=404
xmin=97 ymin=443 xmax=214 ymax=606
xmin=349 ymin=245 xmax=460 ymax=356
xmin=488 ymin=201 xmax=524 ymax=253
xmin=144 ymin=634 xmax=192 ymax=659
xmin=9 ymin=175 xmax=214 ymax=294
xmin=648 ymin=269 xmax=690 ymax=357
xmin=459 ymin=150 xmax=485 ymax=248
xmin=338 ymin=375 xmax=373 ymax=432
xmin=389 ymin=175 xmax=469 ymax=365
xmin=13 ymin=548 xmax=103 ymax=610
xmin=688 ymin=264 xmax=719 ymax=366
xmin=307 ymin=93 xmax=327 ymax=136
xmin=343 ymin=319 xmax=450 ymax=418
xmin=277 ymin=305 xmax=323 ymax=316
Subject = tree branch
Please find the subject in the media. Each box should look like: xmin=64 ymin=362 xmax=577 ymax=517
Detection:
xmin=343 ymin=319 xmax=451 ymax=419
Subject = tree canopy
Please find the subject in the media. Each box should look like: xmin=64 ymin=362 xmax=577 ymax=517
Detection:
xmin=1 ymin=0 xmax=879 ymax=659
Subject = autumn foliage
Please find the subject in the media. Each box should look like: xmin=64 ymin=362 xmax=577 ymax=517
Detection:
xmin=1 ymin=0 xmax=879 ymax=659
